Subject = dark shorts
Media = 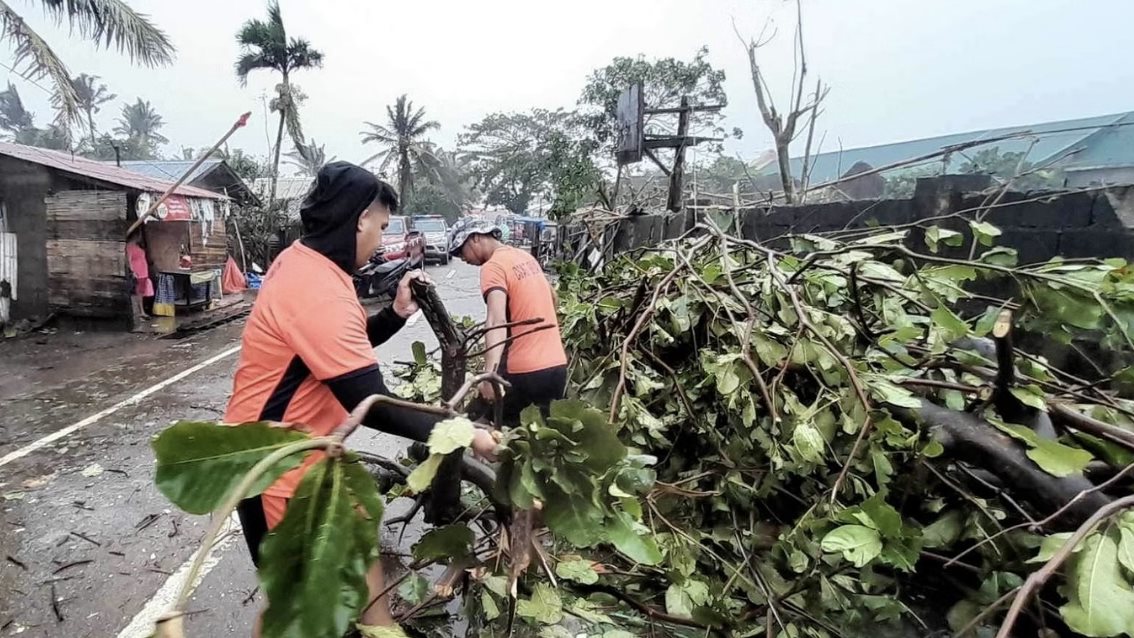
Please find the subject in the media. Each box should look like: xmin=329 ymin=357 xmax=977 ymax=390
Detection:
xmin=499 ymin=365 xmax=568 ymax=425
xmin=236 ymin=495 xmax=280 ymax=567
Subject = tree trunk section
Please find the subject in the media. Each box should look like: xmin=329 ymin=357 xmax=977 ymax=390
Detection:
xmin=776 ymin=135 xmax=796 ymax=204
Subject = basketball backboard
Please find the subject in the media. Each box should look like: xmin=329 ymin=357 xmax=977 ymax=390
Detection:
xmin=615 ymin=83 xmax=644 ymax=165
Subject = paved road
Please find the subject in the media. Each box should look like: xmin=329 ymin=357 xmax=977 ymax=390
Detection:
xmin=0 ymin=262 xmax=485 ymax=638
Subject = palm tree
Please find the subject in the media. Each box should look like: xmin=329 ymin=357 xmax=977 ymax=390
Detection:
xmin=284 ymin=137 xmax=334 ymax=177
xmin=235 ymin=0 xmax=323 ymax=204
xmin=0 ymin=1 xmax=173 ymax=126
xmin=114 ymin=98 xmax=168 ymax=154
xmin=360 ymin=94 xmax=441 ymax=202
xmin=71 ymin=74 xmax=116 ymax=148
xmin=0 ymin=82 xmax=35 ymax=138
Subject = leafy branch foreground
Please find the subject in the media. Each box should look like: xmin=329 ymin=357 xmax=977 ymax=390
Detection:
xmin=152 ymin=220 xmax=1134 ymax=637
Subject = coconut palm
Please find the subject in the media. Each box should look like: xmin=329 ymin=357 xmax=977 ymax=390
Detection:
xmin=284 ymin=137 xmax=334 ymax=177
xmin=113 ymin=98 xmax=168 ymax=156
xmin=71 ymin=74 xmax=116 ymax=147
xmin=360 ymin=94 xmax=441 ymax=202
xmin=0 ymin=1 xmax=173 ymax=126
xmin=234 ymin=0 xmax=323 ymax=204
xmin=0 ymin=82 xmax=35 ymax=138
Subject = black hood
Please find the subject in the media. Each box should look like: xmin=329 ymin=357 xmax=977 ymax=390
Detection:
xmin=298 ymin=161 xmax=379 ymax=273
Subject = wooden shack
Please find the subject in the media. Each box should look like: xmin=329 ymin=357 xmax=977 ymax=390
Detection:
xmin=0 ymin=142 xmax=228 ymax=325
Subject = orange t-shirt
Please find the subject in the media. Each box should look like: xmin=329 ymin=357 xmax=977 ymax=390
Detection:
xmin=224 ymin=242 xmax=377 ymax=500
xmin=480 ymin=246 xmax=567 ymax=374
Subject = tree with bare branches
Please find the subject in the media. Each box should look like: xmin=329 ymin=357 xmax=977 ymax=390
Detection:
xmin=735 ymin=0 xmax=829 ymax=204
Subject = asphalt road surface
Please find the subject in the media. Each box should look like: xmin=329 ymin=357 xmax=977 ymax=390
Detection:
xmin=0 ymin=261 xmax=486 ymax=638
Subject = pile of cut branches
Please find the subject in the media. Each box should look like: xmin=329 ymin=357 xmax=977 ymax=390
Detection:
xmin=530 ymin=221 xmax=1134 ymax=637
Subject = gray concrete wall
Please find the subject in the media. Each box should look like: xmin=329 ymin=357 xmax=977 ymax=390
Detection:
xmin=572 ymin=177 xmax=1134 ymax=264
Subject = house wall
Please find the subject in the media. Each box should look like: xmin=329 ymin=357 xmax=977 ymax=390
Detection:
xmin=0 ymin=156 xmax=53 ymax=320
xmin=44 ymin=190 xmax=130 ymax=319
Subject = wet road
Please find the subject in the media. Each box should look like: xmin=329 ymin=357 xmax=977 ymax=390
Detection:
xmin=0 ymin=262 xmax=486 ymax=637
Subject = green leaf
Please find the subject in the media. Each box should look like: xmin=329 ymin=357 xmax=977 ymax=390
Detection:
xmin=481 ymin=589 xmax=500 ymax=621
xmin=1009 ymin=385 xmax=1049 ymax=412
xmin=516 ymin=583 xmax=563 ymax=625
xmin=260 ymin=458 xmax=373 ymax=638
xmin=792 ymin=422 xmax=825 ymax=464
xmin=482 ymin=575 xmax=508 ymax=598
xmin=1119 ymin=516 xmax=1134 ymax=577
xmin=341 ymin=459 xmax=383 ymax=523
xmin=412 ymin=524 xmax=473 ymax=562
xmin=405 ymin=453 xmax=443 ymax=493
xmin=1029 ymin=532 xmax=1078 ymax=563
xmin=555 ymin=558 xmax=599 ymax=584
xmin=931 ymin=305 xmax=969 ymax=341
xmin=989 ymin=419 xmax=1093 ymax=478
xmin=411 ymin=341 xmax=427 ymax=365
xmin=569 ymin=599 xmax=613 ymax=625
xmin=1060 ymin=533 xmax=1134 ymax=637
xmin=981 ymin=246 xmax=1018 ymax=267
xmin=397 ymin=573 xmax=431 ymax=605
xmin=925 ymin=226 xmax=963 ymax=253
xmin=546 ymin=400 xmax=626 ymax=473
xmin=427 ymin=417 xmax=475 ymax=455
xmin=605 ymin=510 xmax=662 ymax=565
xmin=922 ymin=510 xmax=964 ymax=549
xmin=153 ymin=421 xmax=309 ymax=515
xmin=542 ymin=487 xmax=606 ymax=547
xmin=865 ymin=375 xmax=922 ymax=409
xmin=970 ymin=220 xmax=1002 ymax=247
xmin=821 ymin=525 xmax=883 ymax=567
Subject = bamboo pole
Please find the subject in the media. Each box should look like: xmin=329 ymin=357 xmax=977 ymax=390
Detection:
xmin=125 ymin=112 xmax=251 ymax=238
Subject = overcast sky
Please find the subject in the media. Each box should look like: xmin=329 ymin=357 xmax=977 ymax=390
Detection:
xmin=8 ymin=0 xmax=1134 ymax=175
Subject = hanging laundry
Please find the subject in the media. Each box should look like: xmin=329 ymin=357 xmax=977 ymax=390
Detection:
xmin=153 ymin=274 xmax=177 ymax=317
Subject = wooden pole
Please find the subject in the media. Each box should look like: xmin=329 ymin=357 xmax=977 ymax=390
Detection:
xmin=666 ymin=96 xmax=690 ymax=213
xmin=124 ymin=112 xmax=251 ymax=238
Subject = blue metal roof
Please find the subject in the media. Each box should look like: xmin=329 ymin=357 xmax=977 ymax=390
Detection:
xmin=114 ymin=159 xmax=222 ymax=183
xmin=769 ymin=111 xmax=1134 ymax=184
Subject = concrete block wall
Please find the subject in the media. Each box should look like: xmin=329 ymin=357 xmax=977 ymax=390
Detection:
xmin=570 ymin=177 xmax=1134 ymax=264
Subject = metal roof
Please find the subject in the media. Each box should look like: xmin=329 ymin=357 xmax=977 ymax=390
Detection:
xmin=0 ymin=142 xmax=225 ymax=199
xmin=114 ymin=159 xmax=223 ymax=183
xmin=766 ymin=111 xmax=1134 ymax=184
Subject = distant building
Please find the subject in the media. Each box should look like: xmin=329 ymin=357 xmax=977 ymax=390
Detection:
xmin=765 ymin=111 xmax=1134 ymax=194
xmin=111 ymin=159 xmax=260 ymax=206
xmin=252 ymin=177 xmax=313 ymax=219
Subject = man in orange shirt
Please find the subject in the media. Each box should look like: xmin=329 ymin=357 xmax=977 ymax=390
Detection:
xmin=225 ymin=163 xmax=496 ymax=634
xmin=448 ymin=219 xmax=568 ymax=424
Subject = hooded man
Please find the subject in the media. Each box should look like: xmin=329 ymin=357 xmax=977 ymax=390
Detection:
xmin=224 ymin=162 xmax=495 ymax=635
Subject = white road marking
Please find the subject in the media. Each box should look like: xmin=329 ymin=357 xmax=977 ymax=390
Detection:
xmin=406 ymin=309 xmax=423 ymax=327
xmin=0 ymin=345 xmax=242 ymax=468
xmin=115 ymin=514 xmax=243 ymax=638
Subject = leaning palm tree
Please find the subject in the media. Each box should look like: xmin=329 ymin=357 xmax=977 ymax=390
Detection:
xmin=234 ymin=0 xmax=323 ymax=204
xmin=0 ymin=1 xmax=173 ymax=127
xmin=114 ymin=98 xmax=168 ymax=154
xmin=284 ymin=137 xmax=334 ymax=177
xmin=70 ymin=74 xmax=116 ymax=147
xmin=360 ymin=94 xmax=441 ymax=202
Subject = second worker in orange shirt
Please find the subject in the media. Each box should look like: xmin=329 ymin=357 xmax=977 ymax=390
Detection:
xmin=448 ymin=218 xmax=568 ymax=424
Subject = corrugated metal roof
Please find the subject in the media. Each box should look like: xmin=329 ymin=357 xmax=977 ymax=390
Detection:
xmin=252 ymin=176 xmax=313 ymax=201
xmin=113 ymin=159 xmax=222 ymax=183
xmin=0 ymin=142 xmax=225 ymax=200
xmin=767 ymin=111 xmax=1134 ymax=184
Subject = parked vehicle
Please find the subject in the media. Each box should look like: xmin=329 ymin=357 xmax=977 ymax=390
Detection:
xmin=380 ymin=216 xmax=419 ymax=256
xmin=409 ymin=215 xmax=451 ymax=265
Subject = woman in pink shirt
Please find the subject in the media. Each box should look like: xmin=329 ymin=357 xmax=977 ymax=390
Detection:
xmin=126 ymin=231 xmax=154 ymax=319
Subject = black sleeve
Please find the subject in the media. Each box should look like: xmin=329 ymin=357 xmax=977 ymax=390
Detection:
xmin=326 ymin=365 xmax=438 ymax=442
xmin=366 ymin=306 xmax=407 ymax=347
